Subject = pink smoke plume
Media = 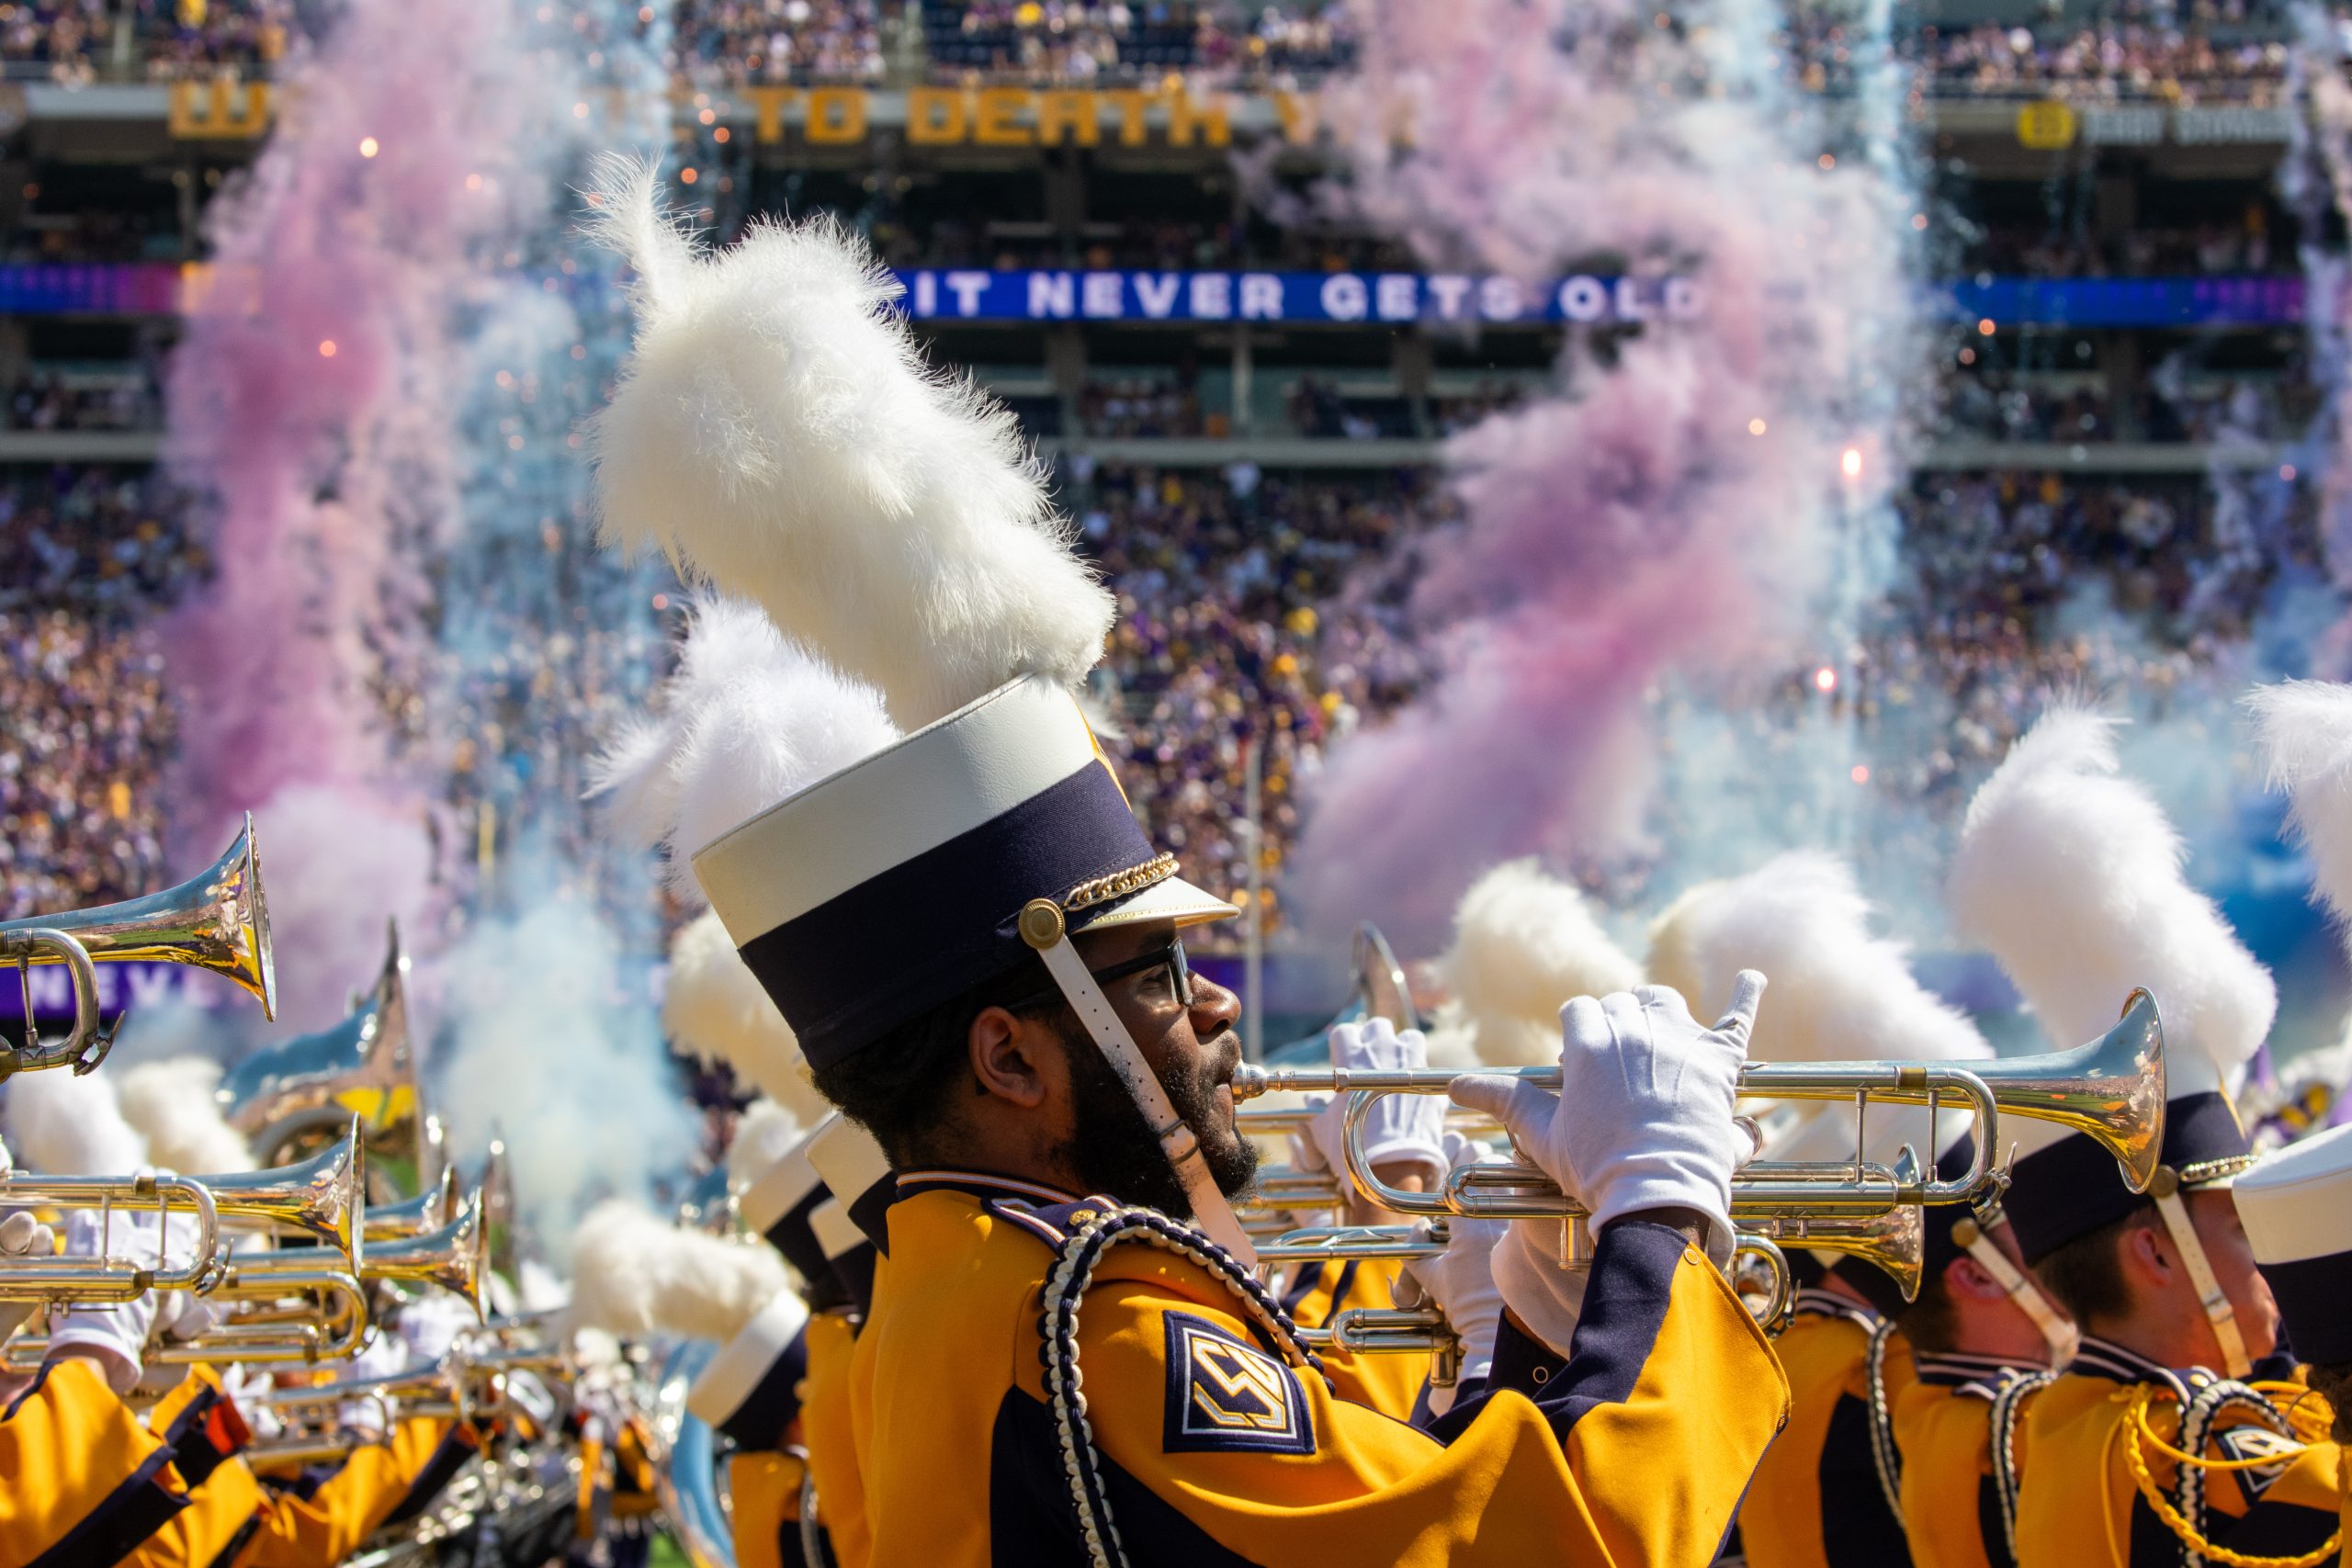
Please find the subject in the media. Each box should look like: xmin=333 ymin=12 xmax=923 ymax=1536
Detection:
xmin=1287 ymin=0 xmax=1913 ymax=950
xmin=163 ymin=0 xmax=552 ymax=1025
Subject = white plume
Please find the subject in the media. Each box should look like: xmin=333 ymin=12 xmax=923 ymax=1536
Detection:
xmin=116 ymin=1057 xmax=254 ymax=1174
xmin=585 ymin=156 xmax=1114 ymax=731
xmin=1439 ymin=860 xmax=1643 ymax=1066
xmin=1645 ymin=850 xmax=1989 ymax=1066
xmin=588 ymin=596 xmax=897 ymax=900
xmin=565 ymin=1197 xmax=790 ymax=1343
xmin=725 ymin=1098 xmax=807 ymax=1191
xmin=664 ymin=909 xmax=828 ymax=1125
xmin=5 ymin=1066 xmax=148 ymax=1173
xmin=1948 ymin=705 xmax=2273 ymax=1091
xmin=2245 ymin=679 xmax=2352 ymax=942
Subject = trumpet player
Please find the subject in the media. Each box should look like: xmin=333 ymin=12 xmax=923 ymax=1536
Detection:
xmin=1953 ymin=705 xmax=2339 ymax=1566
xmin=1647 ymin=850 xmax=1997 ymax=1568
xmin=2232 ymin=1122 xmax=2352 ymax=1567
xmin=582 ymin=173 xmax=1788 ymax=1566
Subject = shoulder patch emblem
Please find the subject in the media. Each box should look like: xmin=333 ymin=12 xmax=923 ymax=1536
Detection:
xmin=2211 ymin=1425 xmax=2300 ymax=1499
xmin=1161 ymin=1310 xmax=1315 ymax=1456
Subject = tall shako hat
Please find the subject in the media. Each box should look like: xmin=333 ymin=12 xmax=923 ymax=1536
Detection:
xmin=2232 ymin=1123 xmax=2352 ymax=1363
xmin=1647 ymin=850 xmax=1990 ymax=1319
xmin=1951 ymin=706 xmax=2271 ymax=1371
xmin=585 ymin=161 xmax=1247 ymax=1257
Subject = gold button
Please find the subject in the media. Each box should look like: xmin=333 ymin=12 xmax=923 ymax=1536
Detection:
xmin=1018 ymin=899 xmax=1067 ymax=949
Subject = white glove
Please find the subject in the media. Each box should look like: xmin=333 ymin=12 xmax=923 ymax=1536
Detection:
xmin=1453 ymin=975 xmax=1762 ymax=1263
xmin=1397 ymin=1217 xmax=1506 ymax=1414
xmin=220 ymin=1363 xmax=284 ymax=1440
xmin=48 ymin=1208 xmax=160 ymax=1394
xmin=504 ymin=1368 xmax=557 ymax=1427
xmin=396 ymin=1292 xmax=472 ymax=1367
xmin=1305 ymin=1020 xmax=1448 ymax=1195
xmin=0 ymin=1209 xmax=55 ymax=1348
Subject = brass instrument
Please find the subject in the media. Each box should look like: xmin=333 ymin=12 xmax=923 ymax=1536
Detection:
xmin=362 ymin=1197 xmax=488 ymax=1321
xmin=363 ymin=1164 xmax=459 ymax=1244
xmin=1232 ymin=991 xmax=2166 ymax=1238
xmin=217 ymin=922 xmax=415 ymax=1168
xmin=0 ymin=816 xmax=275 ymax=1077
xmin=2 ymin=1255 xmax=372 ymax=1369
xmin=188 ymin=1116 xmax=369 ymax=1264
xmin=0 ymin=1171 xmax=222 ymax=1301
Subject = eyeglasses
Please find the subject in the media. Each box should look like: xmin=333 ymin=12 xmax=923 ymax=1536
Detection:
xmin=1006 ymin=940 xmax=1195 ymax=1013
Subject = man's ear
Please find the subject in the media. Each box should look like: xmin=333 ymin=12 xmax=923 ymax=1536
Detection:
xmin=2119 ymin=1218 xmax=2174 ymax=1291
xmin=969 ymin=1007 xmax=1054 ymax=1109
xmin=1946 ymin=1255 xmax=2010 ymax=1303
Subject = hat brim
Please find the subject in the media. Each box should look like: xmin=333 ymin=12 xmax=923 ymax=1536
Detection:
xmin=1076 ymin=874 xmax=1238 ymax=933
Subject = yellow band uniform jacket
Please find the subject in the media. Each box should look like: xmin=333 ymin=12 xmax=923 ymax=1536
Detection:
xmin=228 ymin=1415 xmax=457 ymax=1567
xmin=1739 ymin=1290 xmax=1915 ymax=1568
xmin=0 ymin=1355 xmax=248 ymax=1568
xmin=1892 ymin=1351 xmax=2049 ymax=1568
xmin=2013 ymin=1336 xmax=2344 ymax=1567
xmin=848 ymin=1171 xmax=1789 ymax=1568
xmin=1276 ymin=1255 xmax=1429 ymax=1424
xmin=805 ymin=1304 xmax=872 ymax=1568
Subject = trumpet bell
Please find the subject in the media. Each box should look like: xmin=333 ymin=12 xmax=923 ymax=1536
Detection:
xmin=1972 ymin=987 xmax=2166 ymax=1195
xmin=0 ymin=813 xmax=275 ymax=1020
xmin=362 ymin=1163 xmax=459 ymax=1244
xmin=1744 ymin=1205 xmax=1927 ymax=1303
xmin=193 ymin=1114 xmax=368 ymax=1266
xmin=365 ymin=1195 xmax=487 ymax=1322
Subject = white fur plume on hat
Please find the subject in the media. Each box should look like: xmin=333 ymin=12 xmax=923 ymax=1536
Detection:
xmin=665 ymin=909 xmax=829 ymax=1126
xmin=589 ymin=596 xmax=898 ymax=902
xmin=1646 ymin=850 xmax=1990 ymax=1069
xmin=565 ymin=1197 xmax=789 ymax=1343
xmin=5 ymin=1066 xmax=148 ymax=1173
xmin=724 ymin=1097 xmax=806 ymax=1192
xmin=117 ymin=1057 xmax=254 ymax=1174
xmin=1438 ymin=860 xmax=1643 ymax=1066
xmin=584 ymin=157 xmax=1114 ymax=732
xmin=2246 ymin=679 xmax=2352 ymax=943
xmin=1949 ymin=705 xmax=2273 ymax=1098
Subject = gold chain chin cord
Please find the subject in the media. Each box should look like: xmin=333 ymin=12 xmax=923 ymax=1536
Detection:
xmin=2119 ymin=1386 xmax=2343 ymax=1568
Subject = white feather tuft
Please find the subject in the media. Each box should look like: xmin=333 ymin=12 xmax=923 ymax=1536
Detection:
xmin=725 ymin=1098 xmax=807 ymax=1191
xmin=5 ymin=1066 xmax=148 ymax=1173
xmin=566 ymin=1197 xmax=789 ymax=1343
xmin=1439 ymin=860 xmax=1643 ymax=1066
xmin=1949 ymin=704 xmax=2274 ymax=1094
xmin=587 ymin=596 xmax=898 ymax=901
xmin=1645 ymin=851 xmax=1989 ymax=1066
xmin=2245 ymin=679 xmax=2352 ymax=941
xmin=116 ymin=1058 xmax=254 ymax=1174
xmin=585 ymin=170 xmax=1114 ymax=730
xmin=664 ymin=909 xmax=829 ymax=1124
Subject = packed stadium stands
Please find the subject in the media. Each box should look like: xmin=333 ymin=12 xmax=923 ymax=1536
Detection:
xmin=0 ymin=2 xmax=2331 ymax=932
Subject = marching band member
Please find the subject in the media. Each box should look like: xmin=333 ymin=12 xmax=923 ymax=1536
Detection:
xmin=584 ymin=164 xmax=1789 ymax=1563
xmin=1649 ymin=849 xmax=1993 ymax=1568
xmin=1951 ymin=705 xmax=2335 ymax=1565
xmin=2232 ymin=1123 xmax=2352 ymax=1567
xmin=1883 ymin=1168 xmax=2075 ymax=1568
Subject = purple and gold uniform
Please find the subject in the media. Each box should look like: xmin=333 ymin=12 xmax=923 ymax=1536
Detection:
xmin=1739 ymin=1288 xmax=1914 ymax=1568
xmin=846 ymin=1171 xmax=1787 ymax=1568
xmin=1891 ymin=1351 xmax=2046 ymax=1568
xmin=2012 ymin=1337 xmax=2343 ymax=1567
xmin=1276 ymin=1255 xmax=1430 ymax=1424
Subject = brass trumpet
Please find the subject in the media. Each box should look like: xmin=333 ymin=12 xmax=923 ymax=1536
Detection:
xmin=363 ymin=1197 xmax=488 ymax=1322
xmin=1234 ymin=991 xmax=2166 ymax=1233
xmin=0 ymin=815 xmax=276 ymax=1077
xmin=364 ymin=1165 xmax=459 ymax=1244
xmin=189 ymin=1117 xmax=369 ymax=1265
xmin=0 ymin=1171 xmax=222 ymax=1301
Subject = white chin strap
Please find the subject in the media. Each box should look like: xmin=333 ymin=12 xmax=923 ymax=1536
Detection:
xmin=2147 ymin=1168 xmax=2250 ymax=1380
xmin=1021 ymin=900 xmax=1257 ymax=1268
xmin=1953 ymin=1216 xmax=2078 ymax=1368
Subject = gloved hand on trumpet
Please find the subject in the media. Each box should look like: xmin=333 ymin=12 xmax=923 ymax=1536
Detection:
xmin=1450 ymin=972 xmax=1765 ymax=1357
xmin=1294 ymin=1019 xmax=1452 ymax=1224
xmin=0 ymin=1134 xmax=54 ymax=1349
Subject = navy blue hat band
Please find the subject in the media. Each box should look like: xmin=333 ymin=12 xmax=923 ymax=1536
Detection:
xmin=715 ymin=1323 xmax=809 ymax=1453
xmin=738 ymin=762 xmax=1159 ymax=1071
xmin=761 ymin=1186 xmax=831 ymax=1286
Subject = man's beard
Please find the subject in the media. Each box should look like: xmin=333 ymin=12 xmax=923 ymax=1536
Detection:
xmin=1047 ymin=1015 xmax=1259 ymax=1219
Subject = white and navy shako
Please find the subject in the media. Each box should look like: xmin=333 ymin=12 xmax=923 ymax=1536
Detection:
xmin=2233 ymin=1122 xmax=2352 ymax=1365
xmin=693 ymin=675 xmax=1236 ymax=1071
xmin=2003 ymin=995 xmax=2252 ymax=1268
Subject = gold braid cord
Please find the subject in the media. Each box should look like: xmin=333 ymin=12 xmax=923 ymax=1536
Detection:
xmin=2119 ymin=1385 xmax=2344 ymax=1568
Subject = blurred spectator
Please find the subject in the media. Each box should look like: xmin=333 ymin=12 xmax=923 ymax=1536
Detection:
xmin=670 ymin=0 xmax=884 ymax=85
